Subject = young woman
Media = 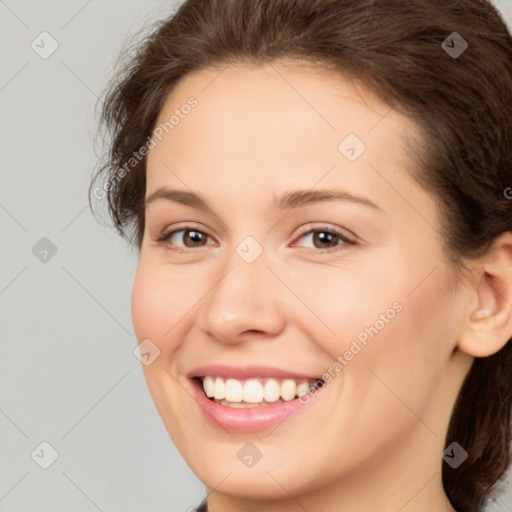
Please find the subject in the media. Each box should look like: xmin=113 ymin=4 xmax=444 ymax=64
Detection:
xmin=90 ymin=1 xmax=512 ymax=511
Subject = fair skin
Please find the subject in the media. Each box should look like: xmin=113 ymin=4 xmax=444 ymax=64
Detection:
xmin=131 ymin=60 xmax=512 ymax=512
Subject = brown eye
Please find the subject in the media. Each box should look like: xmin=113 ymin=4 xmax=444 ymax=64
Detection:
xmin=292 ymin=226 xmax=356 ymax=254
xmin=157 ymin=228 xmax=213 ymax=249
xmin=155 ymin=224 xmax=355 ymax=254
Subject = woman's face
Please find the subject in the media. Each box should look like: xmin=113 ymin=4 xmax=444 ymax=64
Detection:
xmin=132 ymin=62 xmax=471 ymax=507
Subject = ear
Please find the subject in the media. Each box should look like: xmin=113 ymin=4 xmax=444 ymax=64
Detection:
xmin=457 ymin=231 xmax=512 ymax=358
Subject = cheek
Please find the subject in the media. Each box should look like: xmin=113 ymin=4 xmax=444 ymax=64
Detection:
xmin=339 ymin=268 xmax=458 ymax=427
xmin=297 ymin=253 xmax=455 ymax=389
xmin=288 ymin=257 xmax=406 ymax=361
xmin=131 ymin=269 xmax=161 ymax=343
xmin=130 ymin=262 xmax=197 ymax=355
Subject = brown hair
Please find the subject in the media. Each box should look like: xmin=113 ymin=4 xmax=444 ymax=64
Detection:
xmin=89 ymin=1 xmax=512 ymax=510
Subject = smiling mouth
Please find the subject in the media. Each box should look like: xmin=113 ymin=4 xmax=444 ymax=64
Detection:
xmin=196 ymin=375 xmax=325 ymax=408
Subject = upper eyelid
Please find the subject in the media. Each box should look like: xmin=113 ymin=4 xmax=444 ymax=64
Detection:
xmin=159 ymin=223 xmax=355 ymax=247
xmin=160 ymin=223 xmax=350 ymax=237
xmin=160 ymin=223 xmax=214 ymax=239
xmin=293 ymin=224 xmax=355 ymax=242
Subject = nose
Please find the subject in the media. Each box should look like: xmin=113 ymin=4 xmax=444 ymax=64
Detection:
xmin=196 ymin=248 xmax=287 ymax=345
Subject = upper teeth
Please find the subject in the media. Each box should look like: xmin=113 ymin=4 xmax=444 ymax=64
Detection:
xmin=201 ymin=376 xmax=317 ymax=403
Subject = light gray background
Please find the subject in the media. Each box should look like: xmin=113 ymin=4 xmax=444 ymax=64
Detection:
xmin=1 ymin=1 xmax=512 ymax=511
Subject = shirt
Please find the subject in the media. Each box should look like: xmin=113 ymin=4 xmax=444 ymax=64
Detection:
xmin=196 ymin=498 xmax=208 ymax=511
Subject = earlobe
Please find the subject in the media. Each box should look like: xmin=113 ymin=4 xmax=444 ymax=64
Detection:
xmin=457 ymin=232 xmax=512 ymax=358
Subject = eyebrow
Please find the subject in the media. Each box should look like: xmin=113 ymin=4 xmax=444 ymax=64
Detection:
xmin=144 ymin=187 xmax=384 ymax=214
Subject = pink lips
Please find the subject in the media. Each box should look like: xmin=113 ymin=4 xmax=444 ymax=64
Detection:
xmin=188 ymin=365 xmax=325 ymax=433
xmin=188 ymin=364 xmax=322 ymax=381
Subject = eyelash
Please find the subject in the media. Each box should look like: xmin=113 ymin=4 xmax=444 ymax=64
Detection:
xmin=155 ymin=224 xmax=356 ymax=254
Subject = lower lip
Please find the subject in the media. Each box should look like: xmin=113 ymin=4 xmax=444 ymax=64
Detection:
xmin=190 ymin=378 xmax=316 ymax=432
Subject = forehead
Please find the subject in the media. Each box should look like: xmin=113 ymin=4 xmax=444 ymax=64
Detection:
xmin=146 ymin=61 xmax=424 ymax=210
xmin=152 ymin=60 xmax=418 ymax=145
